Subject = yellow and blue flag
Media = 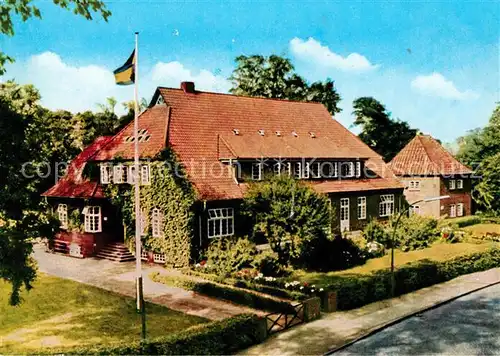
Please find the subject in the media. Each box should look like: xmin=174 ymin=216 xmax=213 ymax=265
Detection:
xmin=114 ymin=50 xmax=135 ymax=85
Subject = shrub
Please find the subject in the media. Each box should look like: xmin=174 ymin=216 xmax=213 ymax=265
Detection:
xmin=205 ymin=237 xmax=257 ymax=277
xmin=442 ymin=215 xmax=482 ymax=228
xmin=41 ymin=314 xmax=267 ymax=355
xmin=251 ymin=250 xmax=286 ymax=277
xmin=393 ymin=215 xmax=439 ymax=251
xmin=363 ymin=219 xmax=391 ymax=248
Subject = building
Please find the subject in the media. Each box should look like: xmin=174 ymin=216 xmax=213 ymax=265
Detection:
xmin=42 ymin=82 xmax=404 ymax=264
xmin=388 ymin=134 xmax=474 ymax=219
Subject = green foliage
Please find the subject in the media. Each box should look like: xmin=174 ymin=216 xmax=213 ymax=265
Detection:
xmin=150 ymin=272 xmax=295 ymax=313
xmin=251 ymin=249 xmax=286 ymax=277
xmin=1 ymin=0 xmax=110 ymax=75
xmin=474 ymin=153 xmax=500 ymax=215
xmin=363 ymin=219 xmax=391 ymax=248
xmin=242 ymin=175 xmax=333 ymax=268
xmin=106 ymin=150 xmax=196 ymax=267
xmin=229 ymin=55 xmax=341 ymax=114
xmin=327 ymin=248 xmax=500 ymax=310
xmin=352 ymin=97 xmax=418 ymax=162
xmin=441 ymin=215 xmax=482 ymax=228
xmin=205 ymin=237 xmax=258 ymax=277
xmin=39 ymin=314 xmax=267 ymax=355
xmin=393 ymin=215 xmax=439 ymax=251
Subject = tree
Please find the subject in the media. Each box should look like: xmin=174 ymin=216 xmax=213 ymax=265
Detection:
xmin=0 ymin=0 xmax=111 ymax=75
xmin=473 ymin=153 xmax=500 ymax=215
xmin=352 ymin=97 xmax=417 ymax=162
xmin=229 ymin=55 xmax=342 ymax=115
xmin=241 ymin=175 xmax=333 ymax=267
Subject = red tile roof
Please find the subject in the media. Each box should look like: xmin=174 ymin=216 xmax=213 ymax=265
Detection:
xmin=388 ymin=135 xmax=473 ymax=176
xmin=42 ymin=136 xmax=112 ymax=198
xmin=43 ymin=85 xmax=403 ymax=200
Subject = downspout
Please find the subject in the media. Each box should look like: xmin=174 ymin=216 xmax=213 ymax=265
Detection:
xmin=199 ymin=200 xmax=207 ymax=246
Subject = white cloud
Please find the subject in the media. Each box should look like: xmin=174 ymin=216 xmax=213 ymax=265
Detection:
xmin=151 ymin=61 xmax=230 ymax=93
xmin=289 ymin=37 xmax=378 ymax=72
xmin=411 ymin=72 xmax=479 ymax=100
xmin=2 ymin=52 xmax=231 ymax=114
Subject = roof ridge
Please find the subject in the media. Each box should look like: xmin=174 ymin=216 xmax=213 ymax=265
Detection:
xmin=158 ymin=86 xmax=326 ymax=106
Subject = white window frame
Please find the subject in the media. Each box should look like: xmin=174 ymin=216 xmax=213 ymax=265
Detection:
xmin=84 ymin=206 xmax=102 ymax=233
xmin=151 ymin=208 xmax=163 ymax=237
xmin=449 ymin=180 xmax=456 ymax=190
xmin=457 ymin=179 xmax=463 ymax=189
xmin=450 ymin=204 xmax=457 ymax=218
xmin=113 ymin=165 xmax=125 ymax=184
xmin=100 ymin=164 xmax=112 ymax=184
xmin=355 ymin=162 xmax=361 ymax=178
xmin=153 ymin=253 xmax=166 ymax=263
xmin=252 ymin=163 xmax=262 ymax=181
xmin=357 ymin=197 xmax=366 ymax=220
xmin=457 ymin=203 xmax=464 ymax=217
xmin=128 ymin=165 xmax=137 ymax=184
xmin=311 ymin=162 xmax=321 ymax=178
xmin=410 ymin=205 xmax=420 ymax=216
xmin=285 ymin=162 xmax=292 ymax=176
xmin=303 ymin=162 xmax=310 ymax=179
xmin=141 ymin=164 xmax=150 ymax=184
xmin=57 ymin=204 xmax=68 ymax=229
xmin=207 ymin=208 xmax=234 ymax=239
xmin=273 ymin=162 xmax=282 ymax=176
xmin=341 ymin=162 xmax=355 ymax=178
xmin=294 ymin=162 xmax=302 ymax=179
xmin=409 ymin=180 xmax=420 ymax=190
xmin=379 ymin=194 xmax=395 ymax=217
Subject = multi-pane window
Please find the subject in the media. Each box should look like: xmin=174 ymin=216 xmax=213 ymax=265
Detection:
xmin=151 ymin=208 xmax=163 ymax=237
xmin=379 ymin=195 xmax=395 ymax=217
xmin=303 ymin=162 xmax=310 ymax=179
xmin=322 ymin=162 xmax=338 ymax=178
xmin=207 ymin=208 xmax=234 ymax=239
xmin=113 ymin=165 xmax=125 ymax=184
xmin=311 ymin=162 xmax=321 ymax=178
xmin=355 ymin=162 xmax=361 ymax=178
xmin=341 ymin=162 xmax=355 ymax=178
xmin=450 ymin=204 xmax=457 ymax=218
xmin=141 ymin=165 xmax=150 ymax=184
xmin=128 ymin=165 xmax=137 ymax=184
xmin=84 ymin=206 xmax=101 ymax=233
xmin=457 ymin=179 xmax=463 ymax=189
xmin=273 ymin=162 xmax=282 ymax=176
xmin=357 ymin=197 xmax=366 ymax=220
xmin=409 ymin=181 xmax=420 ymax=190
xmin=449 ymin=180 xmax=456 ymax=190
xmin=100 ymin=165 xmax=112 ymax=184
xmin=410 ymin=205 xmax=420 ymax=216
xmin=57 ymin=204 xmax=68 ymax=229
xmin=252 ymin=163 xmax=262 ymax=180
xmin=457 ymin=203 xmax=464 ymax=217
xmin=294 ymin=162 xmax=302 ymax=179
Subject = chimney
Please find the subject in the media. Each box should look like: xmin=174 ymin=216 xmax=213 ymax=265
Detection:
xmin=181 ymin=81 xmax=195 ymax=93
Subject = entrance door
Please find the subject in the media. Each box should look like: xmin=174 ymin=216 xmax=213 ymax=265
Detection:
xmin=340 ymin=198 xmax=350 ymax=232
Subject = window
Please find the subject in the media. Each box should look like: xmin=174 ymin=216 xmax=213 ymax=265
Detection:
xmin=357 ymin=197 xmax=366 ymax=220
xmin=341 ymin=162 xmax=355 ymax=178
xmin=207 ymin=208 xmax=234 ymax=238
xmin=303 ymin=162 xmax=310 ymax=179
xmin=457 ymin=179 xmax=463 ymax=189
xmin=285 ymin=162 xmax=292 ymax=176
xmin=153 ymin=253 xmax=166 ymax=263
xmin=84 ymin=206 xmax=101 ymax=233
xmin=410 ymin=205 xmax=420 ymax=216
xmin=457 ymin=203 xmax=464 ymax=217
xmin=156 ymin=95 xmax=165 ymax=105
xmin=141 ymin=165 xmax=150 ymax=184
xmin=355 ymin=162 xmax=361 ymax=178
xmin=311 ymin=162 xmax=321 ymax=178
xmin=140 ymin=210 xmax=147 ymax=236
xmin=273 ymin=162 xmax=282 ymax=176
xmin=449 ymin=180 xmax=456 ymax=190
xmin=151 ymin=208 xmax=163 ymax=237
xmin=100 ymin=165 xmax=112 ymax=184
xmin=409 ymin=181 xmax=420 ymax=190
xmin=113 ymin=165 xmax=125 ymax=184
xmin=128 ymin=165 xmax=137 ymax=184
xmin=57 ymin=204 xmax=68 ymax=229
xmin=379 ymin=195 xmax=395 ymax=217
xmin=450 ymin=204 xmax=456 ymax=218
xmin=294 ymin=162 xmax=302 ymax=179
xmin=252 ymin=163 xmax=262 ymax=180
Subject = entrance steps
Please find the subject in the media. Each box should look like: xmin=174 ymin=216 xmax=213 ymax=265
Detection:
xmin=96 ymin=242 xmax=135 ymax=262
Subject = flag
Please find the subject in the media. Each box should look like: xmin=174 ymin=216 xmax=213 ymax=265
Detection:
xmin=114 ymin=50 xmax=135 ymax=85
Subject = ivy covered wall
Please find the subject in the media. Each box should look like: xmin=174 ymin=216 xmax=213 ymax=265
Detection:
xmin=105 ymin=149 xmax=196 ymax=267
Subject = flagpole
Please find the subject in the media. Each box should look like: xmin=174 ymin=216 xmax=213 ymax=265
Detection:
xmin=133 ymin=31 xmax=146 ymax=340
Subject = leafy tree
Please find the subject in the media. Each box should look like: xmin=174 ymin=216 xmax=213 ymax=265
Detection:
xmin=229 ymin=55 xmax=342 ymax=115
xmin=352 ymin=97 xmax=417 ymax=162
xmin=473 ymin=153 xmax=500 ymax=215
xmin=241 ymin=175 xmax=333 ymax=267
xmin=0 ymin=0 xmax=111 ymax=75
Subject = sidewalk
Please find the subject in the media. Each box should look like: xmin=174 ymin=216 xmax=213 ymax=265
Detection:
xmin=243 ymin=267 xmax=500 ymax=355
xmin=33 ymin=244 xmax=261 ymax=321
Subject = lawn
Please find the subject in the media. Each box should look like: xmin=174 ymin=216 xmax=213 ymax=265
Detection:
xmin=0 ymin=273 xmax=207 ymax=353
xmin=290 ymin=241 xmax=498 ymax=286
xmin=463 ymin=223 xmax=500 ymax=237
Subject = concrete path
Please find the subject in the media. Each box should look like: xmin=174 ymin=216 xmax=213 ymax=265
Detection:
xmin=243 ymin=267 xmax=500 ymax=355
xmin=33 ymin=244 xmax=261 ymax=321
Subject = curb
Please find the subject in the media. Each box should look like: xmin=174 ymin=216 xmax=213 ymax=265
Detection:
xmin=326 ymin=278 xmax=500 ymax=354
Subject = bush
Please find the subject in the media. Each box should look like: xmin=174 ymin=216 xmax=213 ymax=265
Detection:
xmin=393 ymin=215 xmax=439 ymax=251
xmin=363 ymin=219 xmax=391 ymax=248
xmin=252 ymin=250 xmax=287 ymax=277
xmin=42 ymin=314 xmax=267 ymax=355
xmin=150 ymin=272 xmax=295 ymax=313
xmin=205 ymin=237 xmax=257 ymax=277
xmin=327 ymin=248 xmax=500 ymax=310
xmin=443 ymin=215 xmax=482 ymax=228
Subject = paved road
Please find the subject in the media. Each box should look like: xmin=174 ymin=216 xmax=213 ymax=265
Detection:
xmin=335 ymin=283 xmax=500 ymax=355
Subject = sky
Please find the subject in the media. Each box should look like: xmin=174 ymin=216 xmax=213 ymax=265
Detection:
xmin=1 ymin=0 xmax=499 ymax=143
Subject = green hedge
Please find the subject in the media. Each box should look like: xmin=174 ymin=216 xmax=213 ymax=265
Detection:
xmin=38 ymin=314 xmax=266 ymax=355
xmin=441 ymin=215 xmax=482 ymax=228
xmin=150 ymin=272 xmax=295 ymax=314
xmin=328 ymin=248 xmax=500 ymax=310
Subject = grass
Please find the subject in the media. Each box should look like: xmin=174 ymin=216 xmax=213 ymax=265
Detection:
xmin=290 ymin=241 xmax=498 ymax=286
xmin=0 ymin=273 xmax=207 ymax=353
xmin=463 ymin=223 xmax=500 ymax=236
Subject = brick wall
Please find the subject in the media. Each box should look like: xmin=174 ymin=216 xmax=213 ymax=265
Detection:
xmin=440 ymin=177 xmax=473 ymax=218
